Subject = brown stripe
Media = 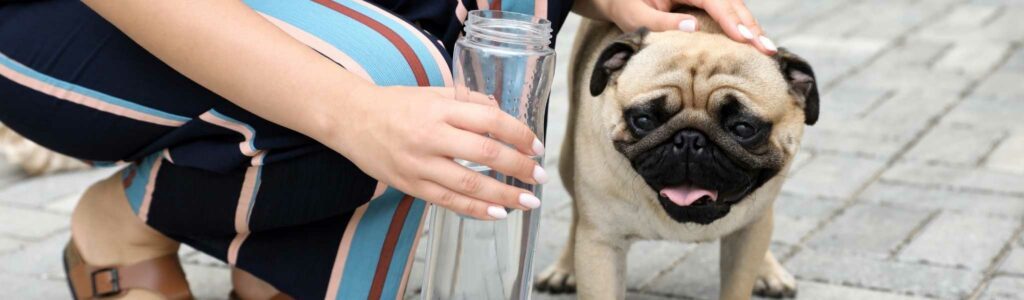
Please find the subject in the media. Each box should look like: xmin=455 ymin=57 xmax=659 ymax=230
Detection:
xmin=367 ymin=195 xmax=415 ymax=299
xmin=491 ymin=0 xmax=502 ymax=10
xmin=312 ymin=0 xmax=430 ymax=87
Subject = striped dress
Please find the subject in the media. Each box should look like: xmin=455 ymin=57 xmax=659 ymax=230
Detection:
xmin=0 ymin=0 xmax=572 ymax=299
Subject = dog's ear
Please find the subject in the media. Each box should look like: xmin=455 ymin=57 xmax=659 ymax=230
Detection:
xmin=590 ymin=28 xmax=648 ymax=97
xmin=773 ymin=48 xmax=819 ymax=125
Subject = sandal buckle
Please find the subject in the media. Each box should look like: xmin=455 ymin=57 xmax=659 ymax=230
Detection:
xmin=90 ymin=268 xmax=121 ymax=297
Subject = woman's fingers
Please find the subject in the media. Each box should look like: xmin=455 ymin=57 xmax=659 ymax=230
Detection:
xmin=436 ymin=127 xmax=542 ymax=184
xmin=416 ymin=180 xmax=508 ymax=220
xmin=429 ymin=87 xmax=498 ymax=107
xmin=730 ymin=0 xmax=776 ymax=54
xmin=624 ymin=1 xmax=699 ymax=32
xmin=422 ymin=158 xmax=539 ymax=211
xmin=445 ymin=102 xmax=544 ymax=157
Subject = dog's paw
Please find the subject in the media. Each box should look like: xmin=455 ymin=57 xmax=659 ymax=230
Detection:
xmin=752 ymin=254 xmax=797 ymax=298
xmin=534 ymin=264 xmax=576 ymax=294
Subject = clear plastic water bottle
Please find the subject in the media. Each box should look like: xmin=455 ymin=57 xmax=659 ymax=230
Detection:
xmin=422 ymin=10 xmax=555 ymax=300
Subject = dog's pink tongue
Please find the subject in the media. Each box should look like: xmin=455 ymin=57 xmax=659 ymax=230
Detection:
xmin=659 ymin=185 xmax=719 ymax=206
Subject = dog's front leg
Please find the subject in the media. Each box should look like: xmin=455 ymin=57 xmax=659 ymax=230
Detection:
xmin=573 ymin=225 xmax=629 ymax=300
xmin=719 ymin=206 xmax=774 ymax=300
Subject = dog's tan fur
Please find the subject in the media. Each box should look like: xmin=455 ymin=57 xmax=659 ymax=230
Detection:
xmin=537 ymin=13 xmax=805 ymax=300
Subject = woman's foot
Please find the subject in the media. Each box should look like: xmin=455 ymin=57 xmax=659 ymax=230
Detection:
xmin=70 ymin=173 xmax=181 ymax=299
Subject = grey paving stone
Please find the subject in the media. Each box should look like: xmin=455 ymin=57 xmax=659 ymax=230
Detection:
xmin=781 ymin=155 xmax=887 ymax=199
xmin=866 ymin=88 xmax=962 ymax=126
xmin=42 ymin=192 xmax=80 ymax=215
xmin=626 ymin=241 xmax=696 ymax=289
xmin=870 ymin=40 xmax=951 ymax=69
xmin=773 ymin=196 xmax=844 ymax=245
xmin=843 ymin=67 xmax=971 ymax=94
xmin=998 ymin=246 xmax=1024 ymax=276
xmin=0 ymin=204 xmax=68 ymax=240
xmin=806 ymin=203 xmax=931 ymax=257
xmin=935 ymin=42 xmax=1013 ymax=77
xmin=902 ymin=124 xmax=1005 ymax=166
xmin=944 ymin=95 xmax=1024 ymax=133
xmin=644 ymin=242 xmax=719 ymax=298
xmin=0 ymin=236 xmax=23 ymax=254
xmin=790 ymin=280 xmax=929 ymax=300
xmin=776 ymin=35 xmax=888 ymax=85
xmin=818 ymin=86 xmax=891 ymax=121
xmin=800 ymin=117 xmax=928 ymax=160
xmin=974 ymin=72 xmax=1024 ymax=99
xmin=0 ymin=273 xmax=71 ymax=300
xmin=1000 ymin=47 xmax=1024 ymax=72
xmin=882 ymin=162 xmax=1024 ymax=195
xmin=0 ymin=230 xmax=70 ymax=278
xmin=859 ymin=182 xmax=1024 ymax=217
xmin=0 ymin=167 xmax=117 ymax=207
xmin=842 ymin=1 xmax=939 ymax=40
xmin=986 ymin=133 xmax=1024 ymax=174
xmin=980 ymin=276 xmax=1024 ymax=300
xmin=899 ymin=212 xmax=1019 ymax=269
xmin=182 ymin=264 xmax=232 ymax=300
xmin=786 ymin=248 xmax=983 ymax=299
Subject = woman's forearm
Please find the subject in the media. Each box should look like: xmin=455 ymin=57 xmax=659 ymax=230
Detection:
xmin=82 ymin=0 xmax=369 ymax=151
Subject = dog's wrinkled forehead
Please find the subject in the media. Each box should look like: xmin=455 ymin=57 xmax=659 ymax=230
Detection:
xmin=614 ymin=31 xmax=792 ymax=117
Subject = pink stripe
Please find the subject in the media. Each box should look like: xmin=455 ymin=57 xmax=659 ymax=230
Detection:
xmin=456 ymin=0 xmax=469 ymax=24
xmin=326 ymin=204 xmax=369 ymax=299
xmin=258 ymin=13 xmax=376 ymax=83
xmin=198 ymin=112 xmax=258 ymax=156
xmin=136 ymin=157 xmax=163 ymax=222
xmin=476 ymin=0 xmax=490 ymax=10
xmin=161 ymin=149 xmax=175 ymax=164
xmin=0 ymin=54 xmax=185 ymax=127
xmin=227 ymin=165 xmax=261 ymax=265
xmin=227 ymin=232 xmax=249 ymax=266
xmin=351 ymin=1 xmax=454 ymax=87
xmin=395 ymin=205 xmax=429 ymax=300
xmin=250 ymin=151 xmax=267 ymax=166
xmin=534 ymin=0 xmax=548 ymax=20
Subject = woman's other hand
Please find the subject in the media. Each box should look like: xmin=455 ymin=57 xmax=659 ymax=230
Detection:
xmin=575 ymin=0 xmax=777 ymax=55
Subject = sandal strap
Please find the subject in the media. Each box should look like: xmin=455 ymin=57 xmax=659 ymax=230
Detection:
xmin=66 ymin=241 xmax=193 ymax=299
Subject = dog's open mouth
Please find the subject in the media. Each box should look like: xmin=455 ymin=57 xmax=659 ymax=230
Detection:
xmin=658 ymin=185 xmax=719 ymax=207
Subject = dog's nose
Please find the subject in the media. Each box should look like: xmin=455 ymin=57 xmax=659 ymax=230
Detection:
xmin=673 ymin=129 xmax=708 ymax=153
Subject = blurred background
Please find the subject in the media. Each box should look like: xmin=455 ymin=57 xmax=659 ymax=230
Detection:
xmin=1 ymin=0 xmax=1023 ymax=299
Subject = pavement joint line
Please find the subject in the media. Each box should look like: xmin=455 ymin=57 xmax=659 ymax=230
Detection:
xmin=876 ymin=178 xmax=1024 ymax=199
xmin=972 ymin=129 xmax=1011 ymax=168
xmin=854 ymin=89 xmax=897 ymax=120
xmin=626 ymin=287 xmax=701 ymax=300
xmin=888 ymin=209 xmax=941 ymax=260
xmin=966 ymin=218 xmax=1024 ymax=300
xmin=924 ymin=42 xmax=957 ymax=69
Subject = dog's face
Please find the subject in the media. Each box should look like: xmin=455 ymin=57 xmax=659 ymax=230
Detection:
xmin=590 ymin=29 xmax=819 ymax=225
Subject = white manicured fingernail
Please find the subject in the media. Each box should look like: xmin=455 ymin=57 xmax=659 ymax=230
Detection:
xmin=533 ymin=165 xmax=549 ymax=184
xmin=532 ymin=138 xmax=545 ymax=156
xmin=759 ymin=36 xmax=778 ymax=52
xmin=737 ymin=24 xmax=754 ymax=39
xmin=678 ymin=19 xmax=697 ymax=32
xmin=487 ymin=206 xmax=508 ymax=219
xmin=519 ymin=193 xmax=541 ymax=209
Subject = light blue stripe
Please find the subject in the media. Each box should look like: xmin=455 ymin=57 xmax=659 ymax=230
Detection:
xmin=336 ymin=188 xmax=404 ymax=299
xmin=245 ymin=165 xmax=263 ymax=224
xmin=335 ymin=0 xmax=446 ymax=87
xmin=122 ymin=153 xmax=161 ymax=214
xmin=502 ymin=0 xmax=535 ymax=16
xmin=244 ymin=0 xmax=418 ymax=87
xmin=380 ymin=199 xmax=426 ymax=299
xmin=207 ymin=109 xmax=258 ymax=153
xmin=0 ymin=53 xmax=192 ymax=124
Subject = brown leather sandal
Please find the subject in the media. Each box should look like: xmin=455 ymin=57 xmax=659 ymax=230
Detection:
xmin=63 ymin=239 xmax=193 ymax=299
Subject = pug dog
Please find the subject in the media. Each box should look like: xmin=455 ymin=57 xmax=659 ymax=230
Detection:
xmin=535 ymin=8 xmax=818 ymax=300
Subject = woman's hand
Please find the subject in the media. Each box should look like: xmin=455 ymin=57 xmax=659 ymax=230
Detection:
xmin=575 ymin=0 xmax=776 ymax=55
xmin=328 ymin=85 xmax=546 ymax=220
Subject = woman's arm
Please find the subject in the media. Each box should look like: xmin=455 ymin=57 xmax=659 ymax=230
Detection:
xmin=83 ymin=0 xmax=544 ymax=220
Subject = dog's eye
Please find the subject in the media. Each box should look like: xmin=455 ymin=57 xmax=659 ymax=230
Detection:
xmin=630 ymin=115 xmax=659 ymax=133
xmin=730 ymin=122 xmax=757 ymax=138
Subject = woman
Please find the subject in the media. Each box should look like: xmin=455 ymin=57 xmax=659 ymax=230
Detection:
xmin=0 ymin=0 xmax=772 ymax=298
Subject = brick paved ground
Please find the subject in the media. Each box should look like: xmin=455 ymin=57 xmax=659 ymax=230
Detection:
xmin=2 ymin=0 xmax=1024 ymax=299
